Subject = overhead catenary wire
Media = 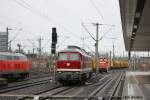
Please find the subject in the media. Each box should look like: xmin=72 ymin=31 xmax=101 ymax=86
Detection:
xmin=100 ymin=0 xmax=113 ymax=24
xmin=0 ymin=18 xmax=16 ymax=28
xmin=56 ymin=36 xmax=70 ymax=49
xmin=82 ymin=22 xmax=114 ymax=42
xmin=0 ymin=16 xmax=21 ymax=26
xmin=42 ymin=39 xmax=51 ymax=49
xmin=0 ymin=14 xmax=39 ymax=38
xmin=85 ymin=46 xmax=95 ymax=54
xmin=13 ymin=0 xmax=80 ymax=40
xmin=98 ymin=27 xmax=113 ymax=41
xmin=43 ymin=0 xmax=83 ymax=24
xmin=0 ymin=22 xmax=8 ymax=26
xmin=8 ymin=29 xmax=22 ymax=44
xmin=81 ymin=23 xmax=96 ymax=41
xmin=89 ymin=0 xmax=105 ymax=23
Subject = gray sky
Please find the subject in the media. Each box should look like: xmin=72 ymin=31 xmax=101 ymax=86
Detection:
xmin=0 ymin=0 xmax=126 ymax=56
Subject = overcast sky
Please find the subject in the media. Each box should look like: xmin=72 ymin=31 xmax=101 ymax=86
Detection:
xmin=0 ymin=0 xmax=126 ymax=56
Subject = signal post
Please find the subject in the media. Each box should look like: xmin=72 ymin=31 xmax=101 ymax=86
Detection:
xmin=50 ymin=27 xmax=57 ymax=83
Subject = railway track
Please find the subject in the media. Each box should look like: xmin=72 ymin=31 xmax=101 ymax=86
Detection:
xmin=36 ymin=74 xmax=111 ymax=100
xmin=0 ymin=73 xmax=125 ymax=100
xmin=87 ymin=73 xmax=124 ymax=100
xmin=18 ymin=76 xmax=109 ymax=100
xmin=108 ymin=73 xmax=125 ymax=100
xmin=0 ymin=77 xmax=52 ymax=94
xmin=17 ymin=86 xmax=76 ymax=100
xmin=29 ymin=73 xmax=51 ymax=80
xmin=0 ymin=76 xmax=52 ymax=89
xmin=0 ymin=74 xmax=110 ymax=100
xmin=0 ymin=75 xmax=52 ymax=89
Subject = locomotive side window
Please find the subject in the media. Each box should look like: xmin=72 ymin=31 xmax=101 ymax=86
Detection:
xmin=18 ymin=56 xmax=27 ymax=60
xmin=0 ymin=55 xmax=7 ymax=60
xmin=7 ymin=55 xmax=13 ymax=60
xmin=58 ymin=53 xmax=67 ymax=60
xmin=20 ymin=56 xmax=27 ymax=60
xmin=14 ymin=56 xmax=19 ymax=60
xmin=70 ymin=54 xmax=79 ymax=61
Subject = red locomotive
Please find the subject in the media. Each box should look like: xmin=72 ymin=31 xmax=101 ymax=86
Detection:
xmin=56 ymin=46 xmax=92 ymax=85
xmin=99 ymin=57 xmax=109 ymax=73
xmin=0 ymin=52 xmax=30 ymax=80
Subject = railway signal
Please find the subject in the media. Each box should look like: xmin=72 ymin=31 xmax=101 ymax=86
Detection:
xmin=52 ymin=28 xmax=57 ymax=44
xmin=51 ymin=27 xmax=57 ymax=54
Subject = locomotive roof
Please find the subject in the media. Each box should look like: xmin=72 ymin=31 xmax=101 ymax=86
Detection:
xmin=0 ymin=52 xmax=26 ymax=57
xmin=58 ymin=48 xmax=91 ymax=57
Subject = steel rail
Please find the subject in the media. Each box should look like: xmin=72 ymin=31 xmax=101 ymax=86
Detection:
xmin=21 ymin=74 xmax=111 ymax=100
xmin=86 ymin=73 xmax=122 ymax=100
xmin=0 ymin=78 xmax=51 ymax=94
xmin=108 ymin=73 xmax=124 ymax=100
xmin=18 ymin=87 xmax=74 ymax=100
xmin=0 ymin=74 xmax=111 ymax=100
xmin=40 ymin=74 xmax=111 ymax=100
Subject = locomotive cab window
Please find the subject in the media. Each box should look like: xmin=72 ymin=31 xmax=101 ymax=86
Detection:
xmin=58 ymin=53 xmax=67 ymax=60
xmin=70 ymin=53 xmax=79 ymax=61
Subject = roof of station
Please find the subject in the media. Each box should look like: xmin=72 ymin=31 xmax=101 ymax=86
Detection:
xmin=119 ymin=0 xmax=150 ymax=51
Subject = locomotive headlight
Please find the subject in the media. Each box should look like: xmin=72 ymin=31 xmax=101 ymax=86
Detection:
xmin=76 ymin=72 xmax=79 ymax=74
xmin=58 ymin=72 xmax=61 ymax=73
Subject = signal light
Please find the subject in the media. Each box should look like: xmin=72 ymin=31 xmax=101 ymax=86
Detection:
xmin=52 ymin=27 xmax=57 ymax=43
xmin=51 ymin=43 xmax=56 ymax=54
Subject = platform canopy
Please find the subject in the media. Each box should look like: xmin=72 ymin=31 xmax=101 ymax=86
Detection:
xmin=119 ymin=0 xmax=150 ymax=51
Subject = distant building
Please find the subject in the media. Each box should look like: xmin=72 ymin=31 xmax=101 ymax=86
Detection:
xmin=0 ymin=32 xmax=8 ymax=52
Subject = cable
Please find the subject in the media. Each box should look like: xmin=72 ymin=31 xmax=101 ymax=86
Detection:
xmin=100 ymin=0 xmax=112 ymax=24
xmin=0 ymin=16 xmax=21 ymax=26
xmin=98 ymin=27 xmax=112 ymax=41
xmin=42 ymin=39 xmax=51 ymax=49
xmin=81 ymin=23 xmax=96 ymax=41
xmin=89 ymin=0 xmax=105 ymax=23
xmin=57 ymin=36 xmax=70 ymax=49
xmin=0 ymin=14 xmax=38 ymax=38
xmin=0 ymin=22 xmax=7 ymax=26
xmin=8 ymin=29 xmax=22 ymax=43
xmin=85 ymin=45 xmax=95 ymax=55
xmin=13 ymin=0 xmax=80 ymax=39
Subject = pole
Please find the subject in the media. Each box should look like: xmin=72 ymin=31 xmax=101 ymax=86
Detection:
xmin=148 ymin=51 xmax=149 ymax=66
xmin=6 ymin=27 xmax=13 ymax=52
xmin=110 ymin=51 xmax=112 ymax=68
xmin=52 ymin=54 xmax=56 ymax=83
xmin=38 ymin=37 xmax=42 ymax=58
xmin=6 ymin=27 xmax=9 ymax=51
xmin=95 ymin=23 xmax=99 ymax=76
xmin=81 ymin=37 xmax=85 ymax=48
xmin=17 ymin=44 xmax=21 ymax=53
xmin=113 ymin=40 xmax=115 ymax=61
xmin=33 ymin=48 xmax=35 ymax=54
xmin=134 ymin=52 xmax=136 ymax=71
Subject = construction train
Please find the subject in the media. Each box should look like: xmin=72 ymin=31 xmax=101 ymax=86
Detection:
xmin=110 ymin=60 xmax=129 ymax=69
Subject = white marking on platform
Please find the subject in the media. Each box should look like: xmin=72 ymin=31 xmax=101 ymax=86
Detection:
xmin=127 ymin=71 xmax=150 ymax=76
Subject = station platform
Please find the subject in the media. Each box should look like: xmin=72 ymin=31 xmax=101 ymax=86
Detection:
xmin=122 ymin=71 xmax=150 ymax=100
